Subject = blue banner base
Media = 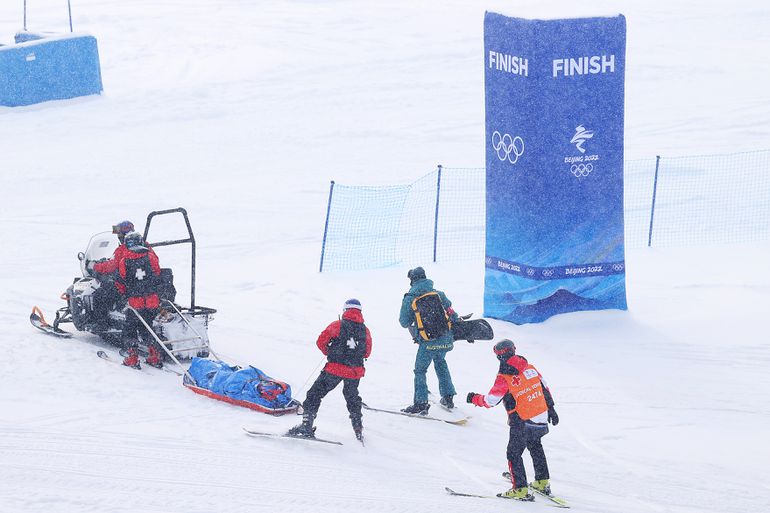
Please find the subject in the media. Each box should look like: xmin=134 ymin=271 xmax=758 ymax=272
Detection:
xmin=491 ymin=288 xmax=627 ymax=325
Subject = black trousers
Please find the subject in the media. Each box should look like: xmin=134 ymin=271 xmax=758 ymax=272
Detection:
xmin=506 ymin=421 xmax=550 ymax=489
xmin=92 ymin=279 xmax=121 ymax=320
xmin=303 ymin=371 xmax=362 ymax=418
xmin=123 ymin=307 xmax=159 ymax=350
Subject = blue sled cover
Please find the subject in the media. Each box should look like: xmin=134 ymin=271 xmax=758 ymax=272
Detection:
xmin=184 ymin=357 xmax=300 ymax=415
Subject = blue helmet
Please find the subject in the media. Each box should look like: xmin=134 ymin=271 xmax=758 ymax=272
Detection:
xmin=344 ymin=298 xmax=362 ymax=311
xmin=112 ymin=220 xmax=135 ymax=237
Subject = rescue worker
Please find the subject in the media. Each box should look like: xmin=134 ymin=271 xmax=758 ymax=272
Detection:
xmin=87 ymin=220 xmax=136 ymax=322
xmin=115 ymin=232 xmax=164 ymax=369
xmin=399 ymin=267 xmax=459 ymax=414
xmin=288 ymin=299 xmax=373 ymax=443
xmin=466 ymin=339 xmax=559 ymax=501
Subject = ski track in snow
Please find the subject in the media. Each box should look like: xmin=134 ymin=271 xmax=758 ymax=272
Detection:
xmin=2 ymin=1 xmax=770 ymax=513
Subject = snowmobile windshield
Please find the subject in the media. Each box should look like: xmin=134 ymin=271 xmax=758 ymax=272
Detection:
xmin=80 ymin=232 xmax=119 ymax=276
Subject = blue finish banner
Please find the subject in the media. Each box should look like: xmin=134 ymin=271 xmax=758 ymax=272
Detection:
xmin=483 ymin=13 xmax=627 ymax=324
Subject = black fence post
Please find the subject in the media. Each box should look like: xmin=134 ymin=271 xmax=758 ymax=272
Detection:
xmin=647 ymin=155 xmax=661 ymax=247
xmin=319 ymin=181 xmax=336 ymax=272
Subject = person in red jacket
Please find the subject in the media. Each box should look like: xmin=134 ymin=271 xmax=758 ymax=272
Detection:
xmin=87 ymin=220 xmax=136 ymax=322
xmin=116 ymin=232 xmax=164 ymax=369
xmin=466 ymin=339 xmax=559 ymax=501
xmin=288 ymin=299 xmax=373 ymax=442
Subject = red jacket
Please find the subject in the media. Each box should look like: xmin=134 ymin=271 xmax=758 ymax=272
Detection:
xmin=316 ymin=309 xmax=372 ymax=379
xmin=116 ymin=247 xmax=161 ymax=309
xmin=470 ymin=354 xmax=554 ymax=424
xmin=93 ymin=244 xmax=132 ymax=275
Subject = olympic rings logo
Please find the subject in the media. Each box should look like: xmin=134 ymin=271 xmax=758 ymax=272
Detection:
xmin=492 ymin=131 xmax=524 ymax=164
xmin=570 ymin=163 xmax=593 ymax=177
xmin=542 ymin=269 xmax=554 ymax=277
xmin=612 ymin=263 xmax=624 ymax=272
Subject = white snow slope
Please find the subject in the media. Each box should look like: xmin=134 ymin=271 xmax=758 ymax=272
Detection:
xmin=1 ymin=1 xmax=769 ymax=512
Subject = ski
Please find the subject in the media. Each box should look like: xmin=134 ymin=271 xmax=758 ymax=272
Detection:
xmin=30 ymin=307 xmax=72 ymax=338
xmin=362 ymin=403 xmax=468 ymax=425
xmin=502 ymin=472 xmax=570 ymax=508
xmin=242 ymin=427 xmax=343 ymax=445
xmin=445 ymin=487 xmax=533 ymax=502
xmin=99 ymin=349 xmax=183 ymax=376
xmin=116 ymin=348 xmax=184 ymax=376
xmin=96 ymin=350 xmax=145 ymax=371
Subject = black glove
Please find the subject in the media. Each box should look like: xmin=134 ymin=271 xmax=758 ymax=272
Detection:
xmin=466 ymin=392 xmax=478 ymax=404
xmin=548 ymin=406 xmax=559 ymax=426
xmin=86 ymin=260 xmax=96 ymax=275
xmin=467 ymin=339 xmax=475 ymax=344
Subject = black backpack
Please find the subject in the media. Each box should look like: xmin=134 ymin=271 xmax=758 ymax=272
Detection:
xmin=411 ymin=292 xmax=451 ymax=341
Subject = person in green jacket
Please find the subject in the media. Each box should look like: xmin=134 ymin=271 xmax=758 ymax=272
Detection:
xmin=399 ymin=266 xmax=460 ymax=415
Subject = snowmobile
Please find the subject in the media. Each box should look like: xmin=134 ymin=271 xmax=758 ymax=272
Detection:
xmin=30 ymin=208 xmax=217 ymax=362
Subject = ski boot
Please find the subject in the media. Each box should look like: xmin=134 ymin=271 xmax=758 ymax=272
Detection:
xmin=401 ymin=402 xmax=430 ymax=415
xmin=530 ymin=479 xmax=551 ymax=495
xmin=145 ymin=345 xmax=164 ymax=369
xmin=497 ymin=487 xmax=534 ymax=501
xmin=440 ymin=395 xmax=455 ymax=409
xmin=350 ymin=413 xmax=364 ymax=443
xmin=122 ymin=348 xmax=141 ymax=369
xmin=287 ymin=412 xmax=316 ymax=438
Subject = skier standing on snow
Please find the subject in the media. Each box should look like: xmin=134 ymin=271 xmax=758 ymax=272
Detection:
xmin=466 ymin=339 xmax=559 ymax=501
xmin=288 ymin=299 xmax=372 ymax=442
xmin=114 ymin=232 xmax=164 ymax=369
xmin=399 ymin=267 xmax=459 ymax=414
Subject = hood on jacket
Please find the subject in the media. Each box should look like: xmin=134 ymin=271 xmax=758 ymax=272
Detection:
xmin=407 ymin=278 xmax=435 ymax=295
xmin=342 ymin=308 xmax=365 ymax=323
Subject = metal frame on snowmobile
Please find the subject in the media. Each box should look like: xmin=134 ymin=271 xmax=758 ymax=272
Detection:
xmin=143 ymin=207 xmax=216 ymax=319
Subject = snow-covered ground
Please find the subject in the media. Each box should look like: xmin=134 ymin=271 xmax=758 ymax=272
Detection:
xmin=1 ymin=1 xmax=769 ymax=512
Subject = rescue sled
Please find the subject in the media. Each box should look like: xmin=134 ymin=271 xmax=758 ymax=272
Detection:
xmin=183 ymin=358 xmax=301 ymax=416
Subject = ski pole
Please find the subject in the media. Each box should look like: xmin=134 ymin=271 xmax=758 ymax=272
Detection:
xmin=127 ymin=305 xmax=196 ymax=383
xmin=295 ymin=357 xmax=326 ymax=399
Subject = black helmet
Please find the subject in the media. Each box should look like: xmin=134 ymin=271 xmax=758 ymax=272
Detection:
xmin=407 ymin=266 xmax=426 ymax=284
xmin=493 ymin=339 xmax=516 ymax=361
xmin=124 ymin=231 xmax=145 ymax=250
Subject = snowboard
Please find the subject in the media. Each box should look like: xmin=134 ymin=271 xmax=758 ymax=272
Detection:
xmin=362 ymin=403 xmax=468 ymax=425
xmin=451 ymin=318 xmax=494 ymax=342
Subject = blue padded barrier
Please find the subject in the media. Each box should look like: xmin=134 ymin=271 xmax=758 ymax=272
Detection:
xmin=0 ymin=32 xmax=103 ymax=107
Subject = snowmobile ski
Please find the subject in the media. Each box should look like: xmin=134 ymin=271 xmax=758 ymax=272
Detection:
xmin=30 ymin=307 xmax=72 ymax=338
xmin=362 ymin=403 xmax=468 ymax=425
xmin=242 ymin=427 xmax=342 ymax=445
xmin=445 ymin=487 xmax=534 ymax=502
xmin=501 ymin=472 xmax=570 ymax=508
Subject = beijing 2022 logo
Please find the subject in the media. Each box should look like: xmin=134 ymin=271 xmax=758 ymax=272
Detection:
xmin=564 ymin=124 xmax=599 ymax=178
xmin=492 ymin=131 xmax=524 ymax=164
